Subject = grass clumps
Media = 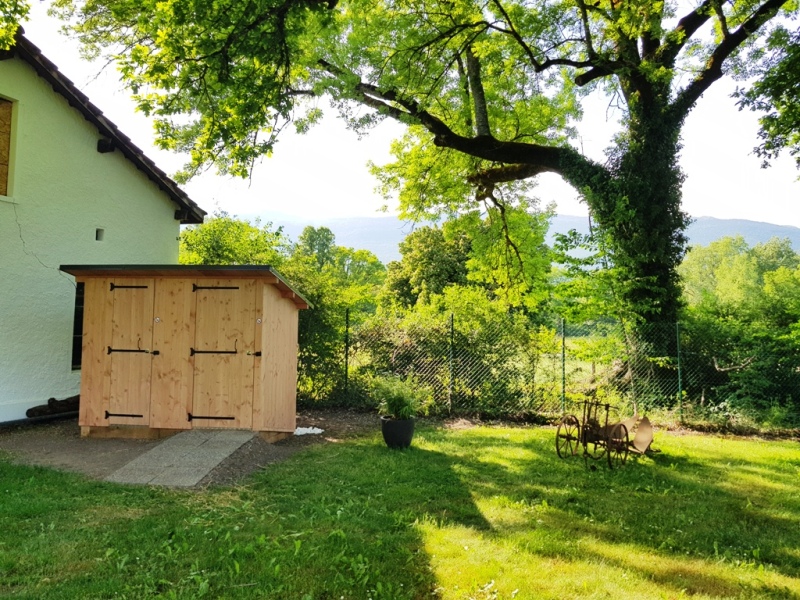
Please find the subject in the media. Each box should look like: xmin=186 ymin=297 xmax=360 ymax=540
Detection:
xmin=2 ymin=423 xmax=799 ymax=599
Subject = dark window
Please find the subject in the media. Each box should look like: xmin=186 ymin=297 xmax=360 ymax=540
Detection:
xmin=71 ymin=282 xmax=85 ymax=370
xmin=0 ymin=98 xmax=11 ymax=196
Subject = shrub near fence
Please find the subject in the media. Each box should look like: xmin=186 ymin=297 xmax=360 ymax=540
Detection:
xmin=350 ymin=313 xmax=563 ymax=418
xmin=303 ymin=310 xmax=800 ymax=426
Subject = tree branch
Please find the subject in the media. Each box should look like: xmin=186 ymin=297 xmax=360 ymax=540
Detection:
xmin=713 ymin=356 xmax=755 ymax=372
xmin=468 ymin=164 xmax=554 ymax=187
xmin=489 ymin=0 xmax=542 ymax=69
xmin=711 ymin=0 xmax=731 ymax=38
xmin=483 ymin=194 xmax=526 ymax=283
xmin=455 ymin=55 xmax=473 ymax=131
xmin=575 ymin=66 xmax=615 ymax=87
xmin=576 ymin=0 xmax=598 ymax=60
xmin=489 ymin=0 xmax=601 ymax=79
xmin=670 ymin=0 xmax=787 ymax=120
xmin=318 ymin=60 xmax=612 ymax=193
xmin=640 ymin=3 xmax=666 ymax=61
xmin=465 ymin=46 xmax=491 ymax=137
xmin=657 ymin=0 xmax=715 ymax=67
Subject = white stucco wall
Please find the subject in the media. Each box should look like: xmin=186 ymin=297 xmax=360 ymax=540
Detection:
xmin=0 ymin=57 xmax=183 ymax=422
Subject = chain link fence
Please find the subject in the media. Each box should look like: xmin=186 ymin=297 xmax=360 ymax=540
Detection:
xmin=303 ymin=310 xmax=800 ymax=424
xmin=347 ymin=314 xmax=564 ymax=418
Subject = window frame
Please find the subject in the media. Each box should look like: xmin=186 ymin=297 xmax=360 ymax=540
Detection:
xmin=71 ymin=282 xmax=85 ymax=370
xmin=0 ymin=97 xmax=12 ymax=197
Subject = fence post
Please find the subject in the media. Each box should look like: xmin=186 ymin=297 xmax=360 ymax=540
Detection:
xmin=448 ymin=312 xmax=454 ymax=413
xmin=344 ymin=308 xmax=350 ymax=393
xmin=561 ymin=317 xmax=566 ymax=413
xmin=676 ymin=321 xmax=683 ymax=423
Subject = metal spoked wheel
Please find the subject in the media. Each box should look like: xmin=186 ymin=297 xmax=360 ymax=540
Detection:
xmin=555 ymin=414 xmax=581 ymax=458
xmin=582 ymin=418 xmax=606 ymax=461
xmin=607 ymin=423 xmax=629 ymax=469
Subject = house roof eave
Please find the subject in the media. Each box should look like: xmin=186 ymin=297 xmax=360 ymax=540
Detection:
xmin=8 ymin=31 xmax=206 ymax=225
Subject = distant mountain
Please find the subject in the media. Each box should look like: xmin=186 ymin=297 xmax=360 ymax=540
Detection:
xmin=549 ymin=215 xmax=800 ymax=255
xmin=268 ymin=214 xmax=800 ymax=265
xmin=685 ymin=216 xmax=800 ymax=249
xmin=276 ymin=216 xmax=430 ymax=264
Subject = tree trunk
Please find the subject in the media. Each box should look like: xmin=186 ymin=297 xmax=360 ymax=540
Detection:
xmin=583 ymin=112 xmax=689 ymax=329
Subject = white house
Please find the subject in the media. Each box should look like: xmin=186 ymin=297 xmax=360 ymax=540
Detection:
xmin=0 ymin=32 xmax=206 ymax=423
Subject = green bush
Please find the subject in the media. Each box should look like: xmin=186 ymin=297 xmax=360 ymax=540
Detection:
xmin=371 ymin=375 xmax=432 ymax=420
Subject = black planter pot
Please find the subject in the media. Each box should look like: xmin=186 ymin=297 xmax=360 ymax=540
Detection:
xmin=380 ymin=415 xmax=415 ymax=449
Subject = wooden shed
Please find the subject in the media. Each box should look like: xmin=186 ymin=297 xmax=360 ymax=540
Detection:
xmin=60 ymin=265 xmax=309 ymax=440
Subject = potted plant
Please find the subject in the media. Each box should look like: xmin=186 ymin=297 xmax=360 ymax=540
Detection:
xmin=372 ymin=374 xmax=430 ymax=449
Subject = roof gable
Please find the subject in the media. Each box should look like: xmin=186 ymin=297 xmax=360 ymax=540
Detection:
xmin=1 ymin=31 xmax=206 ymax=224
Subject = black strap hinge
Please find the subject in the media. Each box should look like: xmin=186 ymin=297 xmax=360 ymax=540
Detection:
xmin=192 ymin=284 xmax=239 ymax=291
xmin=190 ymin=348 xmax=237 ymax=356
xmin=107 ymin=346 xmax=152 ymax=355
xmin=191 ymin=339 xmax=238 ymax=356
xmin=110 ymin=283 xmax=148 ymax=291
xmin=105 ymin=411 xmax=144 ymax=419
xmin=188 ymin=413 xmax=235 ymax=422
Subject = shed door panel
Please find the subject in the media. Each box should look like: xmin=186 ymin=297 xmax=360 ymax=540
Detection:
xmin=192 ymin=280 xmax=255 ymax=429
xmin=78 ymin=278 xmax=113 ymax=427
xmin=150 ymin=278 xmax=196 ymax=429
xmin=108 ymin=279 xmax=154 ymax=425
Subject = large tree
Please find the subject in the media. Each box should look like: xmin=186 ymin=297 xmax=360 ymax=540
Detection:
xmin=735 ymin=27 xmax=800 ymax=170
xmin=45 ymin=0 xmax=797 ymax=324
xmin=0 ymin=1 xmax=28 ymax=49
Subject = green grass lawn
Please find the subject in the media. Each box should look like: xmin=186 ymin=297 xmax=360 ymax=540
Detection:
xmin=1 ymin=423 xmax=799 ymax=599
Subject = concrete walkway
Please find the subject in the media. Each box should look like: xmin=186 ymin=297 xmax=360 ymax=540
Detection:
xmin=105 ymin=429 xmax=255 ymax=487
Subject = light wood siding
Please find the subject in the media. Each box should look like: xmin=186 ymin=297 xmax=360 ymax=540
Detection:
xmin=150 ymin=278 xmax=195 ymax=429
xmin=67 ymin=267 xmax=306 ymax=437
xmin=255 ymin=284 xmax=299 ymax=432
xmin=78 ymin=278 xmax=113 ymax=426
xmin=0 ymin=98 xmax=10 ymax=196
xmin=191 ymin=279 xmax=255 ymax=429
xmin=252 ymin=281 xmax=265 ymax=428
xmin=108 ymin=279 xmax=154 ymax=425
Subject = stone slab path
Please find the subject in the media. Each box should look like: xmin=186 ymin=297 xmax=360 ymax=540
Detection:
xmin=104 ymin=429 xmax=255 ymax=487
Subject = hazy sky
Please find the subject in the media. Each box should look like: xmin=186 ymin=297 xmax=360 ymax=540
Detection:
xmin=20 ymin=4 xmax=800 ymax=227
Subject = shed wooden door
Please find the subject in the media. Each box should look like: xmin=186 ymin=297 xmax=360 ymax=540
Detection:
xmin=191 ymin=279 xmax=256 ymax=429
xmin=78 ymin=278 xmax=113 ymax=427
xmin=107 ymin=279 xmax=154 ymax=425
xmin=150 ymin=278 xmax=196 ymax=429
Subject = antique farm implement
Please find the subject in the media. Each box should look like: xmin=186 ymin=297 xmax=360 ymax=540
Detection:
xmin=555 ymin=399 xmax=654 ymax=468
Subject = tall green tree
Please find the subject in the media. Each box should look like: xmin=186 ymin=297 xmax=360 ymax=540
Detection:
xmin=51 ymin=0 xmax=797 ymax=325
xmin=736 ymin=27 xmax=800 ymax=170
xmin=294 ymin=226 xmax=385 ymax=313
xmin=295 ymin=226 xmax=337 ymax=269
xmin=381 ymin=226 xmax=471 ymax=308
xmin=678 ymin=236 xmax=800 ymax=416
xmin=678 ymin=235 xmax=800 ymax=321
xmin=180 ymin=211 xmax=289 ymax=266
xmin=284 ymin=228 xmax=385 ymax=398
xmin=0 ymin=0 xmax=27 ymax=49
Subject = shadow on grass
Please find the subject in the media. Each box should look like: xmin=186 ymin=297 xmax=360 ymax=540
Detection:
xmin=416 ymin=425 xmax=800 ymax=597
xmin=3 ymin=424 xmax=799 ymax=599
xmin=2 ymin=434 xmax=492 ymax=599
xmin=232 ymin=433 xmax=493 ymax=598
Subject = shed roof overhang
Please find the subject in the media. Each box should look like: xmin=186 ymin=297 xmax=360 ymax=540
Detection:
xmin=60 ymin=264 xmax=311 ymax=309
